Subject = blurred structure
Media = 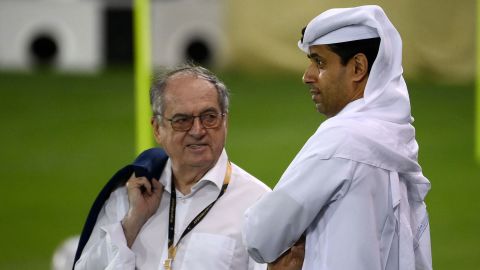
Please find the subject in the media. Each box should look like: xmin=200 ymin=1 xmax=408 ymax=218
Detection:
xmin=0 ymin=0 xmax=102 ymax=72
xmin=150 ymin=0 xmax=228 ymax=69
xmin=0 ymin=0 xmax=473 ymax=82
xmin=51 ymin=235 xmax=80 ymax=270
xmin=0 ymin=0 xmax=227 ymax=72
xmin=228 ymin=0 xmax=475 ymax=83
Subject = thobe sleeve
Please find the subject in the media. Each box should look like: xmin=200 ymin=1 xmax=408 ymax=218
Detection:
xmin=243 ymin=156 xmax=353 ymax=263
xmin=248 ymin=256 xmax=268 ymax=270
xmin=74 ymin=188 xmax=136 ymax=270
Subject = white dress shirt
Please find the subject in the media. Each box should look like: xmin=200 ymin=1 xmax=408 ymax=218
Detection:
xmin=75 ymin=150 xmax=270 ymax=270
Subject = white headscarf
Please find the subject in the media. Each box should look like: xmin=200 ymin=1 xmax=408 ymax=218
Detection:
xmin=298 ymin=5 xmax=432 ymax=269
xmin=299 ymin=5 xmax=411 ymax=124
xmin=298 ymin=4 xmax=429 ymax=184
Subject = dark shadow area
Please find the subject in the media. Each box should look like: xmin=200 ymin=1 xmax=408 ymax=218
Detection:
xmin=185 ymin=39 xmax=212 ymax=67
xmin=30 ymin=34 xmax=58 ymax=68
xmin=104 ymin=7 xmax=133 ymax=65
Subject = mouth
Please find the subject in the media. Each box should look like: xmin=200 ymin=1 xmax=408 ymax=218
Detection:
xmin=309 ymin=87 xmax=320 ymax=94
xmin=309 ymin=88 xmax=321 ymax=101
xmin=186 ymin=143 xmax=208 ymax=150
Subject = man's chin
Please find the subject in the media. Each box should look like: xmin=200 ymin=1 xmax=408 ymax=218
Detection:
xmin=186 ymin=156 xmax=215 ymax=169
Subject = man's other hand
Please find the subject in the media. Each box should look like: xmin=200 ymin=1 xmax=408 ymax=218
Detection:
xmin=268 ymin=235 xmax=305 ymax=270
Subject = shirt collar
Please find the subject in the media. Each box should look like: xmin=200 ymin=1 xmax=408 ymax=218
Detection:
xmin=159 ymin=149 xmax=228 ymax=194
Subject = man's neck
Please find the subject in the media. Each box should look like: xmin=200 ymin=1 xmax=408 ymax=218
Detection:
xmin=171 ymin=166 xmax=211 ymax=195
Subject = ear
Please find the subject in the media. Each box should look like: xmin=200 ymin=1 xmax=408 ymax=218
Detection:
xmin=350 ymin=53 xmax=369 ymax=82
xmin=151 ymin=116 xmax=163 ymax=145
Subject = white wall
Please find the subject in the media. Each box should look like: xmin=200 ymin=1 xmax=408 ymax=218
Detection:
xmin=151 ymin=0 xmax=228 ymax=69
xmin=0 ymin=0 xmax=103 ymax=72
xmin=0 ymin=0 xmax=228 ymax=72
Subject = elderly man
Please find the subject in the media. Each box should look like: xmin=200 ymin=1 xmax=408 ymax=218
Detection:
xmin=73 ymin=65 xmax=274 ymax=270
xmin=243 ymin=5 xmax=432 ymax=270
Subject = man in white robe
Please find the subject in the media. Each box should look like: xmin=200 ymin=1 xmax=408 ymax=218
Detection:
xmin=243 ymin=5 xmax=432 ymax=270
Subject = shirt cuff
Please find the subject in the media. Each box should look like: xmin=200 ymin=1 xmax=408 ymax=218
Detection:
xmin=243 ymin=190 xmax=304 ymax=263
xmin=101 ymin=222 xmax=136 ymax=269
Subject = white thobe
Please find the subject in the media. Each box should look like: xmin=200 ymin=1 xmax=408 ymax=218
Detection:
xmin=75 ymin=150 xmax=269 ymax=270
xmin=244 ymin=5 xmax=432 ymax=270
xmin=244 ymin=155 xmax=431 ymax=270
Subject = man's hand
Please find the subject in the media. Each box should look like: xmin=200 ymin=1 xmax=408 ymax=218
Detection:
xmin=268 ymin=236 xmax=305 ymax=270
xmin=121 ymin=173 xmax=164 ymax=247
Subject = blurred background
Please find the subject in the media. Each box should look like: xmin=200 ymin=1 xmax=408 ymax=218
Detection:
xmin=0 ymin=0 xmax=478 ymax=269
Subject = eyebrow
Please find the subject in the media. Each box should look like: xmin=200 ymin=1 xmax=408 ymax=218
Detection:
xmin=171 ymin=107 xmax=219 ymax=117
xmin=200 ymin=107 xmax=220 ymax=114
xmin=307 ymin=53 xmax=325 ymax=61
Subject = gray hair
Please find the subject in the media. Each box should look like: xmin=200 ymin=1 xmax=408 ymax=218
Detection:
xmin=150 ymin=64 xmax=230 ymax=118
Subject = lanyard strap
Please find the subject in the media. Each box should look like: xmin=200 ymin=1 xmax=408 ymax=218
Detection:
xmin=167 ymin=162 xmax=232 ymax=253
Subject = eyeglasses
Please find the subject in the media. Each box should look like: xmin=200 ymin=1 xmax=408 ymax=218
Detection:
xmin=157 ymin=112 xmax=226 ymax=131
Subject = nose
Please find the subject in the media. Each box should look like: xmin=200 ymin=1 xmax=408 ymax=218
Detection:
xmin=188 ymin=116 xmax=206 ymax=137
xmin=302 ymin=63 xmax=317 ymax=85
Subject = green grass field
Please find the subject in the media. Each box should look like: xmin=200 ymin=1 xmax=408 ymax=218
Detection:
xmin=0 ymin=68 xmax=478 ymax=269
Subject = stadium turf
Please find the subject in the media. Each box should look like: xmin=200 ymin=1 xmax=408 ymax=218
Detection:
xmin=0 ymin=68 xmax=478 ymax=269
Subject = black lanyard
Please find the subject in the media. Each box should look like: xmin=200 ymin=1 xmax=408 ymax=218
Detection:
xmin=163 ymin=162 xmax=232 ymax=270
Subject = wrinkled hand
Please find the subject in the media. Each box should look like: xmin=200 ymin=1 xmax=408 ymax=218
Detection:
xmin=268 ymin=236 xmax=305 ymax=270
xmin=122 ymin=173 xmax=163 ymax=247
